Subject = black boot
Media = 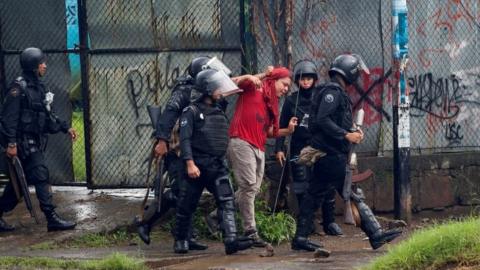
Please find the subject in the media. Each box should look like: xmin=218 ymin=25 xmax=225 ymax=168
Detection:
xmin=219 ymin=200 xmax=254 ymax=254
xmin=137 ymin=189 xmax=177 ymax=245
xmin=224 ymin=236 xmax=254 ymax=255
xmin=137 ymin=224 xmax=150 ymax=245
xmin=293 ymin=210 xmax=324 ymax=251
xmin=134 ymin=214 xmax=152 ymax=245
xmin=45 ymin=211 xmax=76 ymax=232
xmin=188 ymin=229 xmax=208 ymax=250
xmin=322 ymin=189 xmax=343 ymax=236
xmin=0 ymin=212 xmax=14 ymax=232
xmin=323 ymin=222 xmax=343 ymax=236
xmin=174 ymin=240 xmax=189 ymax=254
xmin=357 ymin=201 xmax=402 ymax=250
xmin=291 ymin=236 xmax=323 ymax=251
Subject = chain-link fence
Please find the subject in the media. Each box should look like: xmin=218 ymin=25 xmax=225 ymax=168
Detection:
xmin=1 ymin=0 xmax=480 ymax=187
xmin=0 ymin=0 xmax=79 ymax=184
xmin=85 ymin=0 xmax=242 ymax=187
xmin=250 ymin=0 xmax=480 ymax=157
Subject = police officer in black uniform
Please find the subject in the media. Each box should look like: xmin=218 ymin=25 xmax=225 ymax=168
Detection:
xmin=174 ymin=69 xmax=253 ymax=254
xmin=291 ymin=54 xmax=402 ymax=251
xmin=275 ymin=60 xmax=343 ymax=236
xmin=136 ymin=56 xmax=264 ymax=247
xmin=136 ymin=56 xmax=212 ymax=249
xmin=0 ymin=47 xmax=77 ymax=232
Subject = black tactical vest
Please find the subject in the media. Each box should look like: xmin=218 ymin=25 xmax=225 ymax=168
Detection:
xmin=190 ymin=104 xmax=229 ymax=157
xmin=16 ymin=77 xmax=48 ymax=135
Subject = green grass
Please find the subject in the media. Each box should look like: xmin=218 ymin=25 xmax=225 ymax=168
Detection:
xmin=72 ymin=110 xmax=86 ymax=182
xmin=0 ymin=253 xmax=146 ymax=270
xmin=29 ymin=229 xmax=140 ymax=250
xmin=363 ymin=217 xmax=480 ymax=270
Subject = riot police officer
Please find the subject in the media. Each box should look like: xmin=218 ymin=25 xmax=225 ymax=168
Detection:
xmin=136 ymin=56 xmax=265 ymax=247
xmin=291 ymin=54 xmax=402 ymax=251
xmin=174 ymin=69 xmax=253 ymax=254
xmin=136 ymin=56 xmax=212 ymax=249
xmin=275 ymin=60 xmax=342 ymax=236
xmin=0 ymin=47 xmax=77 ymax=232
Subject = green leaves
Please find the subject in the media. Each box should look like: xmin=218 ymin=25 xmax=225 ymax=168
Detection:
xmin=256 ymin=211 xmax=296 ymax=246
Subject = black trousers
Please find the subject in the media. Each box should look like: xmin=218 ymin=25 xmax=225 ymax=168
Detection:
xmin=0 ymin=151 xmax=54 ymax=214
xmin=295 ymin=153 xmax=347 ymax=237
xmin=174 ymin=157 xmax=236 ymax=241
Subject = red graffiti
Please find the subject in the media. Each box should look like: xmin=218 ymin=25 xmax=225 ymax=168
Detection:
xmin=346 ymin=67 xmax=393 ymax=127
xmin=415 ymin=0 xmax=476 ymax=68
xmin=299 ymin=15 xmax=337 ymax=59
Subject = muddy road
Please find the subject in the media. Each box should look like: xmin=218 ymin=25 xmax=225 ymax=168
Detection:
xmin=0 ymin=187 xmax=474 ymax=270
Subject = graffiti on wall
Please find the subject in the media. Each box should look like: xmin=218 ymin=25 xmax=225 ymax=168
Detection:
xmin=125 ymin=55 xmax=182 ymax=136
xmin=413 ymin=0 xmax=479 ymax=69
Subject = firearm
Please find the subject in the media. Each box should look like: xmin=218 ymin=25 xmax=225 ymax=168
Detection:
xmin=343 ymin=108 xmax=364 ymax=225
xmin=146 ymin=105 xmax=165 ymax=214
xmin=8 ymin=156 xmax=40 ymax=224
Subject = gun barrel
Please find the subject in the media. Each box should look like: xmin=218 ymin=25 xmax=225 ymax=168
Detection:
xmin=147 ymin=105 xmax=162 ymax=132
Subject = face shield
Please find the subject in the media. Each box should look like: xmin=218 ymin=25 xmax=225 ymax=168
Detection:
xmin=206 ymin=70 xmax=242 ymax=97
xmin=204 ymin=57 xmax=232 ymax=77
xmin=352 ymin=54 xmax=370 ymax=75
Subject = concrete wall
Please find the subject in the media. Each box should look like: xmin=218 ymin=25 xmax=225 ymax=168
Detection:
xmin=355 ymin=152 xmax=480 ymax=213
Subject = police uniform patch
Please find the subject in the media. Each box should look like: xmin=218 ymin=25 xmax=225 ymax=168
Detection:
xmin=180 ymin=119 xmax=188 ymax=127
xmin=325 ymin=93 xmax=334 ymax=103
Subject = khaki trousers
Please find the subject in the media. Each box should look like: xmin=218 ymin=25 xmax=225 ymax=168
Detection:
xmin=228 ymin=138 xmax=265 ymax=232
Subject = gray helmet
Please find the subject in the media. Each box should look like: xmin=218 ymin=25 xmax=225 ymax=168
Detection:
xmin=293 ymin=60 xmax=318 ymax=82
xmin=188 ymin=56 xmax=211 ymax=78
xmin=328 ymin=54 xmax=368 ymax=85
xmin=20 ymin=47 xmax=46 ymax=71
xmin=195 ymin=69 xmax=239 ymax=97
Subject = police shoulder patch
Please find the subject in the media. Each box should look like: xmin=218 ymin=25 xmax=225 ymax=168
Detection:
xmin=324 ymin=93 xmax=335 ymax=103
xmin=180 ymin=118 xmax=188 ymax=127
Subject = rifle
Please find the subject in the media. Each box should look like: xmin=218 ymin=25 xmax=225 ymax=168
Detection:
xmin=139 ymin=105 xmax=164 ymax=220
xmin=343 ymin=108 xmax=364 ymax=225
xmin=8 ymin=156 xmax=41 ymax=224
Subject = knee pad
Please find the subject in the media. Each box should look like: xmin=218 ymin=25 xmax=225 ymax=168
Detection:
xmin=350 ymin=185 xmax=366 ymax=203
xmin=215 ymin=175 xmax=234 ymax=202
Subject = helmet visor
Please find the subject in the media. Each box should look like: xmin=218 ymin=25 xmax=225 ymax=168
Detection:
xmin=205 ymin=57 xmax=232 ymax=77
xmin=352 ymin=54 xmax=370 ymax=75
xmin=208 ymin=70 xmax=242 ymax=97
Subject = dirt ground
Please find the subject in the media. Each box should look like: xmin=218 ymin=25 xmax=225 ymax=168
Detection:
xmin=0 ymin=187 xmax=476 ymax=270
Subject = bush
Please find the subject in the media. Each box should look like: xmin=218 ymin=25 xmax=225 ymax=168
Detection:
xmin=256 ymin=210 xmax=296 ymax=245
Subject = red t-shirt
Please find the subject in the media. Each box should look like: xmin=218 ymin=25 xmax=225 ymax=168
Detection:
xmin=229 ymin=80 xmax=273 ymax=151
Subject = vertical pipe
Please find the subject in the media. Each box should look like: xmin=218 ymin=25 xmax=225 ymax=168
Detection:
xmin=77 ymin=0 xmax=93 ymax=188
xmin=391 ymin=0 xmax=411 ymax=223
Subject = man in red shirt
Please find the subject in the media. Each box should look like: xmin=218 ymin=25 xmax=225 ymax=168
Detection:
xmin=228 ymin=67 xmax=297 ymax=246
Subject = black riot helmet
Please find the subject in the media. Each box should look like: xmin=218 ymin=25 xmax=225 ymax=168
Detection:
xmin=20 ymin=47 xmax=46 ymax=72
xmin=195 ymin=69 xmax=240 ymax=97
xmin=293 ymin=60 xmax=318 ymax=83
xmin=188 ymin=56 xmax=211 ymax=78
xmin=328 ymin=54 xmax=369 ymax=85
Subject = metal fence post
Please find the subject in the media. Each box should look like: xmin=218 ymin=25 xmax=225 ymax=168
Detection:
xmin=240 ymin=0 xmax=257 ymax=74
xmin=391 ymin=0 xmax=411 ymax=223
xmin=0 ymin=16 xmax=6 ymax=99
xmin=77 ymin=0 xmax=93 ymax=188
